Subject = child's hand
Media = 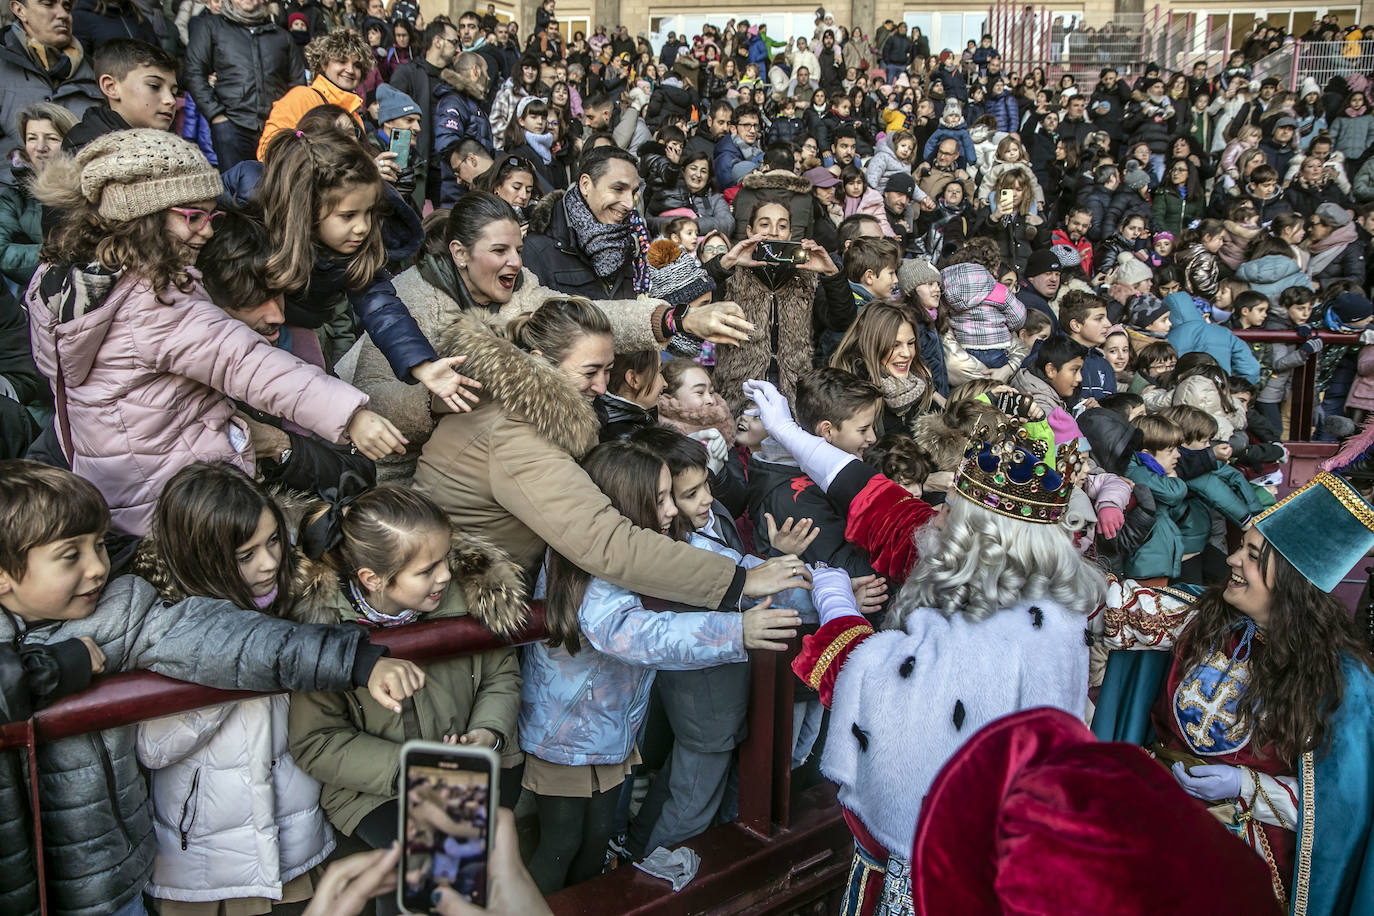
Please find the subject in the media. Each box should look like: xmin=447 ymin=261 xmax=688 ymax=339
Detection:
xmin=742 ymin=598 xmax=801 ymax=651
xmin=346 ymin=409 xmax=408 ymax=460
xmin=79 ymin=636 xmax=105 ymax=675
xmin=458 ymin=728 xmax=499 ymax=748
xmin=850 ymin=575 xmax=888 ymax=613
xmin=366 ymin=658 xmax=426 ymax=713
xmin=412 ymin=357 xmax=483 ymax=413
xmin=1096 ymin=506 xmax=1124 ymax=539
xmin=766 ymin=513 xmax=820 ymax=556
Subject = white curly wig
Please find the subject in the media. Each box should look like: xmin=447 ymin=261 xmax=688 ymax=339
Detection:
xmin=886 ymin=494 xmax=1108 ymax=629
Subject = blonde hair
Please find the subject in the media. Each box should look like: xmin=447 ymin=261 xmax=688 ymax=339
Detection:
xmin=993 ymin=170 xmax=1033 ymax=217
xmin=890 ymin=495 xmax=1107 ymax=627
xmin=995 ymin=135 xmax=1026 ymax=162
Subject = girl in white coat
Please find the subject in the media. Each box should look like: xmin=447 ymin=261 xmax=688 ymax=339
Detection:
xmin=133 ymin=463 xmax=343 ymax=914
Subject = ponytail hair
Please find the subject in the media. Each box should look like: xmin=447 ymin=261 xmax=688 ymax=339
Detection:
xmin=146 ymin=462 xmax=294 ymax=616
xmin=507 ymin=296 xmax=613 ymax=366
xmin=299 ymin=484 xmax=450 ymax=588
xmin=543 ymin=440 xmax=668 ymax=652
xmin=259 ymin=121 xmax=385 ymax=296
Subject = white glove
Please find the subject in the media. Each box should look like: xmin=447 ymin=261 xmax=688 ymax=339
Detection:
xmin=1361 ymin=329 xmax=1374 ymax=346
xmin=689 ymin=428 xmax=729 ymax=475
xmin=627 ymin=86 xmax=651 ymax=111
xmin=743 ymin=379 xmax=856 ymax=491
xmin=811 ymin=566 xmax=861 ymax=626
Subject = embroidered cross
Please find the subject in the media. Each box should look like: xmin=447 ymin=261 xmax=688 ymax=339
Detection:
xmin=1176 ymin=675 xmax=1242 ymax=750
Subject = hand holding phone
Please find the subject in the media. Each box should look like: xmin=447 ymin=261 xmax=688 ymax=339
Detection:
xmin=399 ymin=741 xmax=499 ymax=913
xmin=390 ymin=128 xmax=412 ymax=171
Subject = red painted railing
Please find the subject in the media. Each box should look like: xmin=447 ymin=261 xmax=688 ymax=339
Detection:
xmin=1233 ymin=328 xmax=1360 ymax=441
xmin=2 ymin=602 xmax=849 ymax=914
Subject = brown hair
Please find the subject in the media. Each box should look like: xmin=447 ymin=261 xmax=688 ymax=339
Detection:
xmin=1131 ymin=413 xmax=1183 ymax=451
xmin=795 ymin=367 xmax=882 ymax=433
xmin=543 ymin=440 xmax=666 ymax=653
xmin=830 ymin=300 xmax=933 ymax=411
xmin=1178 ymin=546 xmax=1372 ymax=767
xmin=259 ymin=122 xmax=385 ymax=295
xmin=608 ymin=350 xmax=662 ymax=399
xmin=0 ymin=460 xmax=109 ymax=580
xmin=660 ymin=357 xmax=708 ymax=398
xmin=36 ymin=156 xmax=197 ymax=296
xmin=1058 ymin=289 xmax=1108 ymax=334
xmin=301 ymin=486 xmax=450 ymax=588
xmin=1158 ymin=404 xmax=1219 ymax=443
xmin=843 ymin=237 xmax=900 ymax=285
xmin=305 ymin=28 xmax=374 ymax=77
xmin=149 ymin=462 xmax=293 ymax=616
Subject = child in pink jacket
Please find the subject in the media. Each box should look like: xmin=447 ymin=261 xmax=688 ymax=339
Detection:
xmin=27 ymin=130 xmax=406 ymax=534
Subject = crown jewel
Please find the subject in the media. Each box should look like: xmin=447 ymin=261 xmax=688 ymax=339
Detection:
xmin=953 ymin=422 xmax=1081 ymax=524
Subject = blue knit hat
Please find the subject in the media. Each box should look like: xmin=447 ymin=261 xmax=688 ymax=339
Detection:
xmin=376 ymin=84 xmax=420 ymax=125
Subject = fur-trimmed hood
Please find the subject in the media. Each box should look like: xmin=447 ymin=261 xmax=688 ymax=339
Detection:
xmin=739 ymin=168 xmax=813 ymax=194
xmin=436 ymin=309 xmax=600 ymax=459
xmin=289 ymin=529 xmax=528 ymax=638
xmin=911 ymin=400 xmax=1004 ymax=470
xmin=527 ymin=188 xmax=565 ymax=236
xmin=440 ymin=66 xmax=487 ymax=100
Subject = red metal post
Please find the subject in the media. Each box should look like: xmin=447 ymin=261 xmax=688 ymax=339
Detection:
xmin=738 ymin=648 xmax=778 ymax=836
xmin=1290 ymin=38 xmax=1301 ymax=92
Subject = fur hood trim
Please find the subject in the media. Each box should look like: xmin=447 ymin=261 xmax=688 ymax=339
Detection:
xmin=290 ymin=529 xmax=528 ymax=638
xmin=528 ymin=188 xmax=565 ymax=236
xmin=437 ymin=309 xmax=600 ymax=458
xmin=658 ymin=399 xmax=736 ymax=445
xmin=739 ymin=168 xmax=813 ymax=194
xmin=440 ymin=66 xmax=486 ymax=99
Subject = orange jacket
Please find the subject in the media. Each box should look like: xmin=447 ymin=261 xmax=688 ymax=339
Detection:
xmin=257 ymin=75 xmax=364 ymax=160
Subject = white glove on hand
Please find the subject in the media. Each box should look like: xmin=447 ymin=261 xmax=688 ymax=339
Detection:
xmin=627 ymin=86 xmax=651 ymax=110
xmin=690 ymin=428 xmax=729 ymax=474
xmin=743 ymin=379 xmax=857 ymax=492
xmin=811 ymin=565 xmax=862 ymax=626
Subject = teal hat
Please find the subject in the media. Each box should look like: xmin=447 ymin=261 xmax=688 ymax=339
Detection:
xmin=1252 ymin=472 xmax=1374 ymax=593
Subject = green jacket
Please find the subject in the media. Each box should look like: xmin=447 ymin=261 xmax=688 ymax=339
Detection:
xmin=1124 ymin=454 xmax=1208 ymax=579
xmin=1150 ymin=186 xmax=1204 ymax=238
xmin=286 ymin=532 xmax=526 ymax=835
xmin=1183 ymin=461 xmax=1264 ymax=526
xmin=0 ymin=163 xmax=41 ymax=287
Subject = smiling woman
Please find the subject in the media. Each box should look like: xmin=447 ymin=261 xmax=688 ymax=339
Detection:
xmin=256 ymin=29 xmax=373 ymax=159
xmin=338 ymin=190 xmax=750 ymax=481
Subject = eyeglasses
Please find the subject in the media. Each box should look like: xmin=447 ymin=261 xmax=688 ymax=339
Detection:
xmin=168 ymin=206 xmax=225 ymax=233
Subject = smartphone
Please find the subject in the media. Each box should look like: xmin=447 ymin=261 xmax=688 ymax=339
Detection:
xmin=398 ymin=741 xmax=499 ymax=913
xmin=756 ymin=239 xmax=808 ymax=264
xmin=998 ymin=188 xmax=1014 ymax=209
xmin=390 ymin=128 xmax=412 ymax=171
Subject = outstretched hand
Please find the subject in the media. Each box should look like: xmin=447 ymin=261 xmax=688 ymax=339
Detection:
xmin=413 ymin=356 xmax=483 ymax=414
xmin=766 ymin=513 xmax=820 ymax=556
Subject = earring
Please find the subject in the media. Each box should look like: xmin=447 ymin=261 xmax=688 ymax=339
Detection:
xmin=457 ymin=262 xmax=467 ymax=269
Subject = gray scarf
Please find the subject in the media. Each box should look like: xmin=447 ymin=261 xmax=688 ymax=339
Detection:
xmin=221 ymin=0 xmax=271 ymax=26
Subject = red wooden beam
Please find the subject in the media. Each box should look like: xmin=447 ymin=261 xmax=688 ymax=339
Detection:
xmin=0 ymin=604 xmax=548 ymax=751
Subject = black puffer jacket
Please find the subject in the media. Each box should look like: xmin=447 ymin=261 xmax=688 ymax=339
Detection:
xmin=645 ymin=80 xmax=696 ymax=129
xmin=185 ymin=14 xmax=303 ymax=133
xmin=1077 ymin=407 xmax=1158 ymax=572
xmin=0 ymin=576 xmax=381 ymax=916
xmin=524 ymin=189 xmax=639 ymax=300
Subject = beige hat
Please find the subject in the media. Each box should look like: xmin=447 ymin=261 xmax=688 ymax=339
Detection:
xmin=76 ymin=129 xmax=223 ymax=221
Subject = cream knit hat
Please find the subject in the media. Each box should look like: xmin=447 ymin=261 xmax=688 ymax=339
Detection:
xmin=76 ymin=129 xmax=224 ymax=221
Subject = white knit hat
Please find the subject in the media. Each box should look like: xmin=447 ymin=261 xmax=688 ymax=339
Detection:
xmin=76 ymin=129 xmax=224 ymax=221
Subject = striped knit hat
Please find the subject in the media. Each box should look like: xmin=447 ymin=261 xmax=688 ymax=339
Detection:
xmin=647 ymin=239 xmax=714 ymax=306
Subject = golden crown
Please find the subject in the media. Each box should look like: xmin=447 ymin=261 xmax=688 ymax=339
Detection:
xmin=953 ymin=422 xmax=1082 ymax=525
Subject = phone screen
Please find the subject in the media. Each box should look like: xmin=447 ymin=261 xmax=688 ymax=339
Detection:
xmin=390 ymin=129 xmax=412 ymax=170
xmin=399 ymin=743 xmax=496 ymax=912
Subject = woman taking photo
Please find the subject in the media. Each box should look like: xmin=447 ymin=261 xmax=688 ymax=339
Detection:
xmin=339 ymin=192 xmax=749 ymax=479
xmin=413 ymin=296 xmax=810 ymax=622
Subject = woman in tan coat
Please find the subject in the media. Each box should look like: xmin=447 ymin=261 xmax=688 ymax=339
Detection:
xmin=338 ymin=192 xmax=753 ymax=481
xmin=413 ymin=298 xmax=808 ymax=612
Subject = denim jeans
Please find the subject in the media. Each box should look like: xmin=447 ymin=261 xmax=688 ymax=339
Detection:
xmin=209 ymin=119 xmax=258 ymax=173
xmin=111 ymin=894 xmax=147 ymax=916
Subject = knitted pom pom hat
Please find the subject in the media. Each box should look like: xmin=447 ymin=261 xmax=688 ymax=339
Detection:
xmin=76 ymin=129 xmax=224 ymax=221
xmin=647 ymin=239 xmax=715 ymax=306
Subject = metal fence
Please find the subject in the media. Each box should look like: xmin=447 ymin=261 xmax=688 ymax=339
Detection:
xmin=1290 ymin=39 xmax=1374 ymax=92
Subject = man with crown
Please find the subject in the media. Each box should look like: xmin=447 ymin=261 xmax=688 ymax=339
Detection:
xmin=744 ymin=378 xmax=1374 ymax=916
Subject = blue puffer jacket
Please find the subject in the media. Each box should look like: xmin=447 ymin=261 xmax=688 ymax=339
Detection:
xmin=518 ymin=575 xmax=747 ymax=767
xmin=985 ymin=89 xmax=1020 ymax=134
xmin=923 ymin=124 xmax=976 ymax=170
xmin=1234 ymin=254 xmax=1313 ymax=305
xmin=1164 ymin=291 xmax=1262 ymax=384
xmin=222 ymin=161 xmax=432 ymax=381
